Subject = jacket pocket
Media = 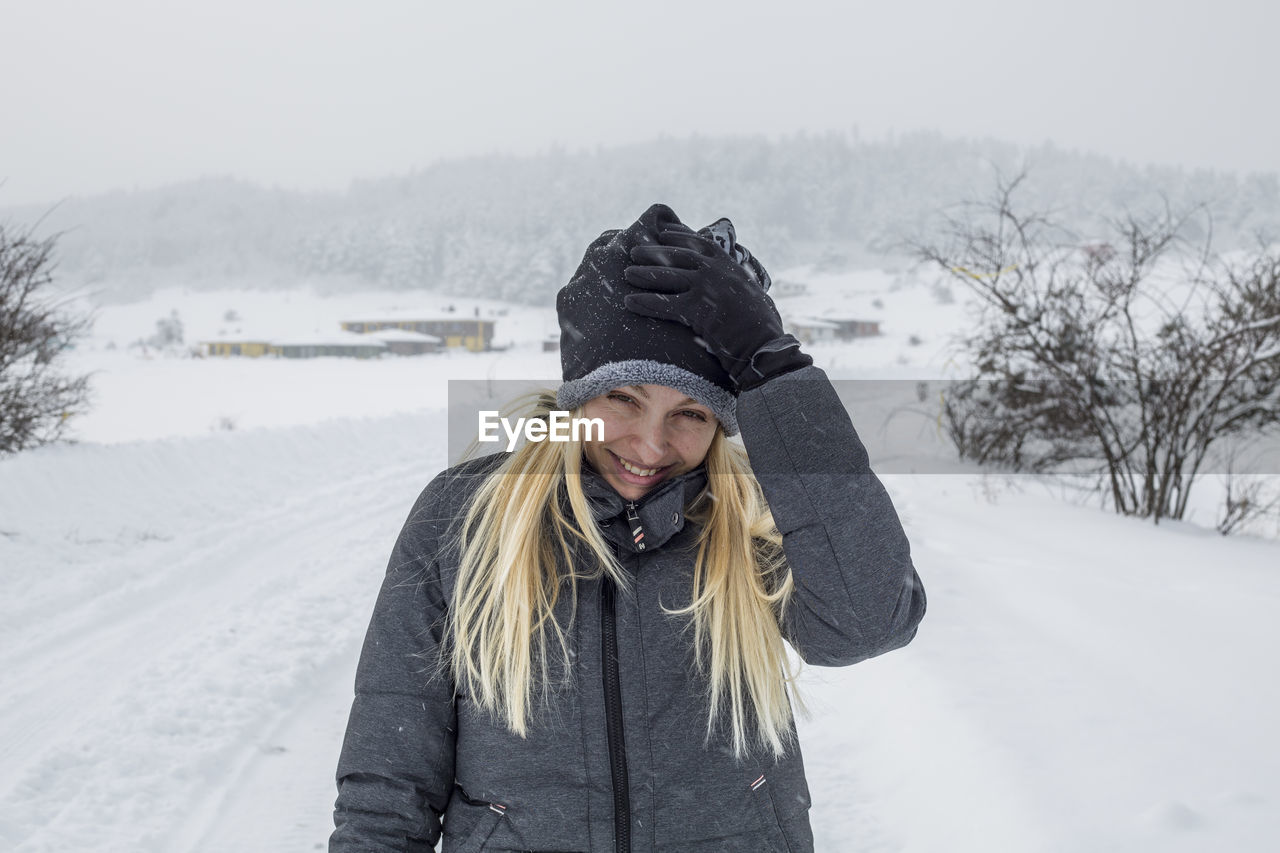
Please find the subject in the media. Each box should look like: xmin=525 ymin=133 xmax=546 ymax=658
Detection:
xmin=748 ymin=772 xmax=799 ymax=853
xmin=443 ymin=785 xmax=507 ymax=853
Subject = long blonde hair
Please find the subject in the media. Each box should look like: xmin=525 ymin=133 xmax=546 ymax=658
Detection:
xmin=446 ymin=391 xmax=803 ymax=758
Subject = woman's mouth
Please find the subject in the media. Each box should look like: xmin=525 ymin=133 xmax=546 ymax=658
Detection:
xmin=609 ymin=451 xmax=672 ymax=485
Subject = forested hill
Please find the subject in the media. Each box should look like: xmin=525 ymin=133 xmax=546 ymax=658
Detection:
xmin=7 ymin=132 xmax=1279 ymax=304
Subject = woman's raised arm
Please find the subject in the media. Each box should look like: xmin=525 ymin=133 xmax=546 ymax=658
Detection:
xmin=737 ymin=365 xmax=927 ymax=666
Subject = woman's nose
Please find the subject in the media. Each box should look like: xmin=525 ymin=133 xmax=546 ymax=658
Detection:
xmin=635 ymin=417 xmax=669 ymax=462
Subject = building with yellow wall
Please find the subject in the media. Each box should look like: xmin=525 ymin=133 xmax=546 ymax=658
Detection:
xmin=200 ymin=330 xmax=387 ymax=359
xmin=341 ymin=313 xmax=495 ymax=352
xmin=202 ymin=339 xmax=273 ymax=357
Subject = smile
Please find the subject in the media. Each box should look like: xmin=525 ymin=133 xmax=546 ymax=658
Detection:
xmin=609 ymin=451 xmax=671 ymax=481
xmin=621 ymin=458 xmax=661 ymax=477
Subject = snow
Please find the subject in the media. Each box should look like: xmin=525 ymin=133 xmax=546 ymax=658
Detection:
xmin=2 ymin=274 xmax=1278 ymax=851
xmin=365 ymin=328 xmax=441 ymax=343
xmin=0 ymin=415 xmax=438 ymax=853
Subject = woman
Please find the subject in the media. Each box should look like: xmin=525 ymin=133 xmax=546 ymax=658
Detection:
xmin=331 ymin=204 xmax=927 ymax=852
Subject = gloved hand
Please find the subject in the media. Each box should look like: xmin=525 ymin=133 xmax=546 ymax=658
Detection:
xmin=623 ymin=226 xmax=812 ymax=392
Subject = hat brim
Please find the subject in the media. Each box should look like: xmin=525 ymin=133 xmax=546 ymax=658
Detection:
xmin=556 ymin=359 xmax=739 ymax=436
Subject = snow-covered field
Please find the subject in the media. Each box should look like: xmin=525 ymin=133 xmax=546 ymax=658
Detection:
xmin=2 ymin=273 xmax=1277 ymax=852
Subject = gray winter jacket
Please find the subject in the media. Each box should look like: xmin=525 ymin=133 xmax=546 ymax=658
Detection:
xmin=330 ymin=366 xmax=927 ymax=852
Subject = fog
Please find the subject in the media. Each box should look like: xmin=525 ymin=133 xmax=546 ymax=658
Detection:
xmin=3 ymin=0 xmax=1277 ymax=204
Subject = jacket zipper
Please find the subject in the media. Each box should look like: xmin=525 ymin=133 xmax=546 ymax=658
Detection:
xmin=625 ymin=501 xmax=646 ymax=551
xmin=602 ymin=511 xmax=641 ymax=853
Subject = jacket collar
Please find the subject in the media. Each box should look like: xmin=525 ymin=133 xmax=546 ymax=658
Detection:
xmin=578 ymin=463 xmax=708 ymax=554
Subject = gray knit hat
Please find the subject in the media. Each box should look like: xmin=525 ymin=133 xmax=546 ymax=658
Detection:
xmin=555 ymin=204 xmax=771 ymax=436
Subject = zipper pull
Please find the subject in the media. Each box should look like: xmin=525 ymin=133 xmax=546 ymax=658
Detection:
xmin=625 ymin=501 xmax=646 ymax=551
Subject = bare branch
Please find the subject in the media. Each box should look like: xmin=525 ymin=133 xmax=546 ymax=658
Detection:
xmin=912 ymin=172 xmax=1280 ymax=526
xmin=1 ymin=218 xmax=92 ymax=453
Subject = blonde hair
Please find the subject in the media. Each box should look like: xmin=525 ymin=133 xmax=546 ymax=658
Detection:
xmin=446 ymin=391 xmax=803 ymax=758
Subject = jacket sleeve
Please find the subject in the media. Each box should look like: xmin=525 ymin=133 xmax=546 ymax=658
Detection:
xmin=330 ymin=473 xmax=459 ymax=852
xmin=736 ymin=365 xmax=927 ymax=666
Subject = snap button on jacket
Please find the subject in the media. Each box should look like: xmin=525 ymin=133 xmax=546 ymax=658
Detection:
xmin=331 ymin=366 xmax=927 ymax=852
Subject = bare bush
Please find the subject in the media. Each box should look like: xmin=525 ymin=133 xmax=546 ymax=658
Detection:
xmin=1 ymin=222 xmax=92 ymax=453
xmin=1216 ymin=445 xmax=1280 ymax=536
xmin=914 ymin=172 xmax=1280 ymax=525
xmin=149 ymin=309 xmax=184 ymax=348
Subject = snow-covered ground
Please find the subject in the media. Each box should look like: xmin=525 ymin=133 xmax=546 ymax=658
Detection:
xmin=2 ymin=274 xmax=1277 ymax=852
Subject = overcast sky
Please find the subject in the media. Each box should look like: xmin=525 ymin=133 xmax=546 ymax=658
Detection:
xmin=3 ymin=0 xmax=1276 ymax=205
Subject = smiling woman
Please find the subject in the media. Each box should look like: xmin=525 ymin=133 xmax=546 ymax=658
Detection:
xmin=331 ymin=204 xmax=927 ymax=853
xmin=581 ymin=385 xmax=718 ymax=502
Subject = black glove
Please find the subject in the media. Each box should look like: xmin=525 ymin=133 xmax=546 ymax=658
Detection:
xmin=623 ymin=226 xmax=811 ymax=392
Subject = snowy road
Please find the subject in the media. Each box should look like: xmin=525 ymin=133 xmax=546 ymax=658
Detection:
xmin=0 ymin=414 xmax=445 ymax=852
xmin=177 ymin=648 xmax=361 ymax=853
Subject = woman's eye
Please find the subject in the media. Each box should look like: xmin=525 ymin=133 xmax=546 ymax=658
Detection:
xmin=679 ymin=410 xmax=708 ymax=422
xmin=607 ymin=393 xmax=636 ymax=406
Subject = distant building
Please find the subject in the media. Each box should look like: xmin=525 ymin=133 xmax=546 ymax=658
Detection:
xmin=201 ymin=330 xmax=387 ymax=359
xmin=542 ymin=333 xmax=560 ymax=353
xmin=202 ymin=338 xmax=274 ymax=357
xmin=364 ymin=328 xmax=441 ymax=355
xmin=827 ymin=317 xmax=881 ymax=338
xmin=788 ymin=316 xmax=881 ymax=344
xmin=341 ymin=311 xmax=495 ymax=351
xmin=268 ymin=330 xmax=387 ymax=359
xmin=773 ymin=279 xmax=809 ymax=297
xmin=788 ymin=318 xmax=841 ymax=345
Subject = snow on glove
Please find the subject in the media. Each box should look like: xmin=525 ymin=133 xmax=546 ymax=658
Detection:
xmin=623 ymin=224 xmax=812 ymax=392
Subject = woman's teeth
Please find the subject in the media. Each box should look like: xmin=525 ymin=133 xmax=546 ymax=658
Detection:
xmin=620 ymin=458 xmax=661 ymax=477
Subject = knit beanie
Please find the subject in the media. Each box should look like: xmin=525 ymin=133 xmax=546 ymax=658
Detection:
xmin=556 ymin=203 xmax=771 ymax=437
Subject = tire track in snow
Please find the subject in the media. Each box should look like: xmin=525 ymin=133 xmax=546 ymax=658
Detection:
xmin=0 ymin=463 xmax=419 ymax=788
xmin=176 ymin=645 xmax=363 ymax=853
xmin=0 ymin=418 xmax=450 ymax=852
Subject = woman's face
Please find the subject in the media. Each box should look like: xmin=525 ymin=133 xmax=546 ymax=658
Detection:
xmin=580 ymin=384 xmax=719 ymax=502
